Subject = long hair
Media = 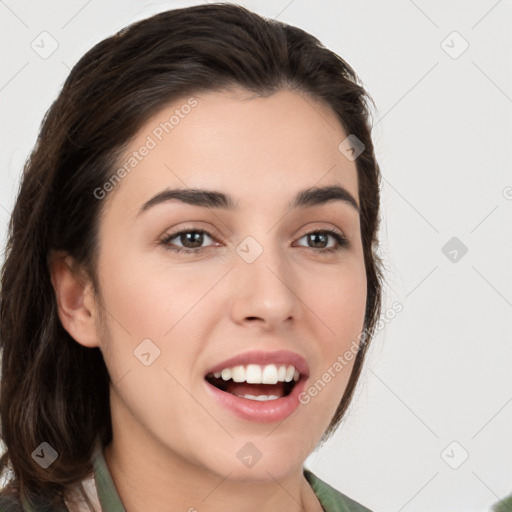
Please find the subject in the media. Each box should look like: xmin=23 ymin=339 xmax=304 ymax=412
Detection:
xmin=0 ymin=3 xmax=384 ymax=508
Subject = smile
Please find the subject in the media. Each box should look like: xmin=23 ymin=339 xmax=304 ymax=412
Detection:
xmin=203 ymin=350 xmax=309 ymax=422
xmin=206 ymin=364 xmax=300 ymax=401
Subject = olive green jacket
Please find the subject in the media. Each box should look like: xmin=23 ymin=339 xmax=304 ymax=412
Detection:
xmin=492 ymin=493 xmax=512 ymax=512
xmin=0 ymin=442 xmax=373 ymax=511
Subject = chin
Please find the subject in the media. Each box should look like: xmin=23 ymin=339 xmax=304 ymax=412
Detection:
xmin=206 ymin=435 xmax=312 ymax=482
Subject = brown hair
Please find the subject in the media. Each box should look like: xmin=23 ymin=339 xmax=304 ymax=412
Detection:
xmin=0 ymin=3 xmax=384 ymax=509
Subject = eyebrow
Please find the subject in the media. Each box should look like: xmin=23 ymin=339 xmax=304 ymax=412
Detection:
xmin=138 ymin=184 xmax=359 ymax=216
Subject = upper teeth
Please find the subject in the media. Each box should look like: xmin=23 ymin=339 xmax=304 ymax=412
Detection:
xmin=212 ymin=364 xmax=299 ymax=384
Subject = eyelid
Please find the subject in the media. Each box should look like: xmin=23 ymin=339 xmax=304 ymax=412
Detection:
xmin=159 ymin=222 xmax=220 ymax=243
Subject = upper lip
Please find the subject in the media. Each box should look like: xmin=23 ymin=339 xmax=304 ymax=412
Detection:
xmin=205 ymin=350 xmax=310 ymax=378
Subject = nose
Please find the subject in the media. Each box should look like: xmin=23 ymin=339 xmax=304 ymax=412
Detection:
xmin=229 ymin=238 xmax=299 ymax=331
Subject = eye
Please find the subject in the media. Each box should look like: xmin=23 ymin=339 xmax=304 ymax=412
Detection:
xmin=160 ymin=229 xmax=216 ymax=254
xmin=159 ymin=227 xmax=349 ymax=255
xmin=294 ymin=229 xmax=349 ymax=253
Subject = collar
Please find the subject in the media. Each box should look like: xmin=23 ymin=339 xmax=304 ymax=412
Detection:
xmin=91 ymin=438 xmax=125 ymax=511
xmin=90 ymin=438 xmax=362 ymax=512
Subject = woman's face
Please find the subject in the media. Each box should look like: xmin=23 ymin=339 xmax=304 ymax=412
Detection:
xmin=93 ymin=88 xmax=367 ymax=480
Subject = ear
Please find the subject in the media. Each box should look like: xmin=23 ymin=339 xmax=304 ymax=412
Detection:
xmin=49 ymin=252 xmax=101 ymax=348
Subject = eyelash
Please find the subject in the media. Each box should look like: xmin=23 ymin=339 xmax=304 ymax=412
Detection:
xmin=159 ymin=228 xmax=349 ymax=255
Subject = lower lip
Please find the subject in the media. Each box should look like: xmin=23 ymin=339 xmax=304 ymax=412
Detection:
xmin=204 ymin=377 xmax=308 ymax=423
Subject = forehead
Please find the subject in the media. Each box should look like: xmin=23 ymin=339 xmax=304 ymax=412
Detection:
xmin=104 ymin=88 xmax=359 ymax=216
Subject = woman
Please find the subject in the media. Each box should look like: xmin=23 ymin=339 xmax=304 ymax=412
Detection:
xmin=0 ymin=3 xmax=384 ymax=511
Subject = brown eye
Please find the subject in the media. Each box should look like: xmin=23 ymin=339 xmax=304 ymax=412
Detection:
xmin=294 ymin=229 xmax=349 ymax=253
xmin=160 ymin=229 xmax=215 ymax=253
xmin=159 ymin=227 xmax=348 ymax=256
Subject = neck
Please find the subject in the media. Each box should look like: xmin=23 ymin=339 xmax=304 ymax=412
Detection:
xmin=103 ymin=429 xmax=323 ymax=512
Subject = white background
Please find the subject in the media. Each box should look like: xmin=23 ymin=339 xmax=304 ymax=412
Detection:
xmin=1 ymin=1 xmax=511 ymax=511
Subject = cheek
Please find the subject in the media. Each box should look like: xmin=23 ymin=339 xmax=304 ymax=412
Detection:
xmin=98 ymin=247 xmax=211 ymax=339
xmin=299 ymin=259 xmax=367 ymax=411
xmin=95 ymin=245 xmax=225 ymax=388
xmin=95 ymin=254 xmax=211 ymax=423
xmin=305 ymin=257 xmax=367 ymax=343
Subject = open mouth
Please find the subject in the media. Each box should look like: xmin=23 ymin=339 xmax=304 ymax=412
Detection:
xmin=205 ymin=364 xmax=300 ymax=401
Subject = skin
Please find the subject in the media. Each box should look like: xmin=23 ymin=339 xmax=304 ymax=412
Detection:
xmin=51 ymin=87 xmax=367 ymax=512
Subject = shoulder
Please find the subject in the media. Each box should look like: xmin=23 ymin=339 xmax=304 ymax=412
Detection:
xmin=492 ymin=493 xmax=512 ymax=512
xmin=304 ymin=468 xmax=374 ymax=512
xmin=0 ymin=492 xmax=69 ymax=512
xmin=0 ymin=494 xmax=24 ymax=512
